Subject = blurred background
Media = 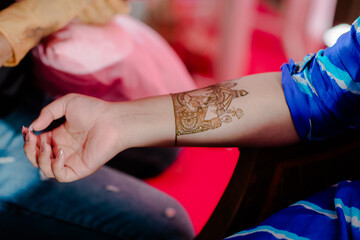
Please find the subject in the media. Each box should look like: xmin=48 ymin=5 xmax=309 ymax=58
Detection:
xmin=127 ymin=0 xmax=359 ymax=88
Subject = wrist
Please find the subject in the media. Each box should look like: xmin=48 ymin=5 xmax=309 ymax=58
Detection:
xmin=111 ymin=95 xmax=176 ymax=150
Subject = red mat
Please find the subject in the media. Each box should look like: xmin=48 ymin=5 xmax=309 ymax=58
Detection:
xmin=146 ymin=147 xmax=239 ymax=233
xmin=145 ymin=2 xmax=288 ymax=234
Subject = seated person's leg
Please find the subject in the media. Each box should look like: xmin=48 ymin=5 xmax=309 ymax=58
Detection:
xmin=0 ymin=106 xmax=194 ymax=239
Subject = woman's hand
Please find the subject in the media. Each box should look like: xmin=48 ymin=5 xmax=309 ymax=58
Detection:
xmin=23 ymin=94 xmax=126 ymax=182
xmin=23 ymin=92 xmax=175 ymax=183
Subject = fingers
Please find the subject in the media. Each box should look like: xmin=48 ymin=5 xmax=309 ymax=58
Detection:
xmin=23 ymin=127 xmax=54 ymax=177
xmin=52 ymin=148 xmax=71 ymax=182
xmin=37 ymin=135 xmax=55 ymax=178
xmin=22 ymin=127 xmax=57 ymax=179
xmin=30 ymin=94 xmax=72 ymax=132
xmin=23 ymin=127 xmax=40 ymax=168
xmin=25 ymin=131 xmax=70 ymax=181
xmin=23 ymin=128 xmax=73 ymax=182
xmin=50 ymin=148 xmax=79 ymax=183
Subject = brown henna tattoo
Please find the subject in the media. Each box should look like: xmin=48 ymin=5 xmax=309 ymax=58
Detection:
xmin=171 ymin=82 xmax=248 ymax=138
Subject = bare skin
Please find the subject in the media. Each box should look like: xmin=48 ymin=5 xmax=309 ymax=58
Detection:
xmin=23 ymin=72 xmax=299 ymax=182
xmin=172 ymin=82 xmax=248 ymax=137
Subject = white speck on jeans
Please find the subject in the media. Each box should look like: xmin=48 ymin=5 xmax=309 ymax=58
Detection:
xmin=164 ymin=207 xmax=177 ymax=218
xmin=105 ymin=185 xmax=120 ymax=193
xmin=0 ymin=157 xmax=15 ymax=164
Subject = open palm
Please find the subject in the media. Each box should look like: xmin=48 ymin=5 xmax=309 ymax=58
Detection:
xmin=24 ymin=94 xmax=124 ymax=182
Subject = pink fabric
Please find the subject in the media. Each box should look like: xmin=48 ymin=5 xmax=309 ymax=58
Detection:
xmin=33 ymin=15 xmax=196 ymax=101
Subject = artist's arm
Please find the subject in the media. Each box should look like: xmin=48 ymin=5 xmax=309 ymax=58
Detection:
xmin=0 ymin=0 xmax=129 ymax=67
xmin=0 ymin=0 xmax=93 ymax=66
xmin=23 ymin=72 xmax=299 ymax=182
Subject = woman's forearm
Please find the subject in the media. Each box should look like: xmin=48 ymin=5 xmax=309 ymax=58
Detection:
xmin=116 ymin=72 xmax=300 ymax=149
xmin=24 ymin=72 xmax=300 ymax=182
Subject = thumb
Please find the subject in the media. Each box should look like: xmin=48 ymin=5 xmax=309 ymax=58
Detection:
xmin=30 ymin=94 xmax=73 ymax=132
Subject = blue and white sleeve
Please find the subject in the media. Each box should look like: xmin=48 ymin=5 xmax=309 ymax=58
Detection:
xmin=281 ymin=17 xmax=360 ymax=141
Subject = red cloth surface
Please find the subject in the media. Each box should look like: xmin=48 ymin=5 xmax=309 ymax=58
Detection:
xmin=146 ymin=147 xmax=239 ymax=234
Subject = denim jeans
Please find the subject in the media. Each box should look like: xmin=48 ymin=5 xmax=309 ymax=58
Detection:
xmin=0 ymin=107 xmax=194 ymax=239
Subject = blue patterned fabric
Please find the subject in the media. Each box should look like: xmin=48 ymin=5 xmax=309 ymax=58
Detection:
xmin=225 ymin=17 xmax=360 ymax=240
xmin=281 ymin=17 xmax=360 ymax=141
xmin=225 ymin=181 xmax=360 ymax=240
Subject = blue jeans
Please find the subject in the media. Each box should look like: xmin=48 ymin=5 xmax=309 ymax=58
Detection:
xmin=0 ymin=107 xmax=194 ymax=239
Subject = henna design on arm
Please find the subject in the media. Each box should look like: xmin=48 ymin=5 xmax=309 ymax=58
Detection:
xmin=171 ymin=81 xmax=249 ymax=137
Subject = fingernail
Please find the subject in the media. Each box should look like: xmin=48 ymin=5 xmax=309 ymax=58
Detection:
xmin=56 ymin=148 xmax=63 ymax=159
xmin=29 ymin=125 xmax=33 ymax=132
xmin=25 ymin=130 xmax=30 ymax=143
xmin=22 ymin=126 xmax=26 ymax=141
xmin=40 ymin=140 xmax=46 ymax=154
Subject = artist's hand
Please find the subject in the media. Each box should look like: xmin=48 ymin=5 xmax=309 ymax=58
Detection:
xmin=0 ymin=32 xmax=13 ymax=67
xmin=77 ymin=0 xmax=130 ymax=25
xmin=23 ymin=94 xmax=127 ymax=182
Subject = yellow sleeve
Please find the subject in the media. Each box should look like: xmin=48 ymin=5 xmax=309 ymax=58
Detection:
xmin=0 ymin=0 xmax=91 ymax=66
